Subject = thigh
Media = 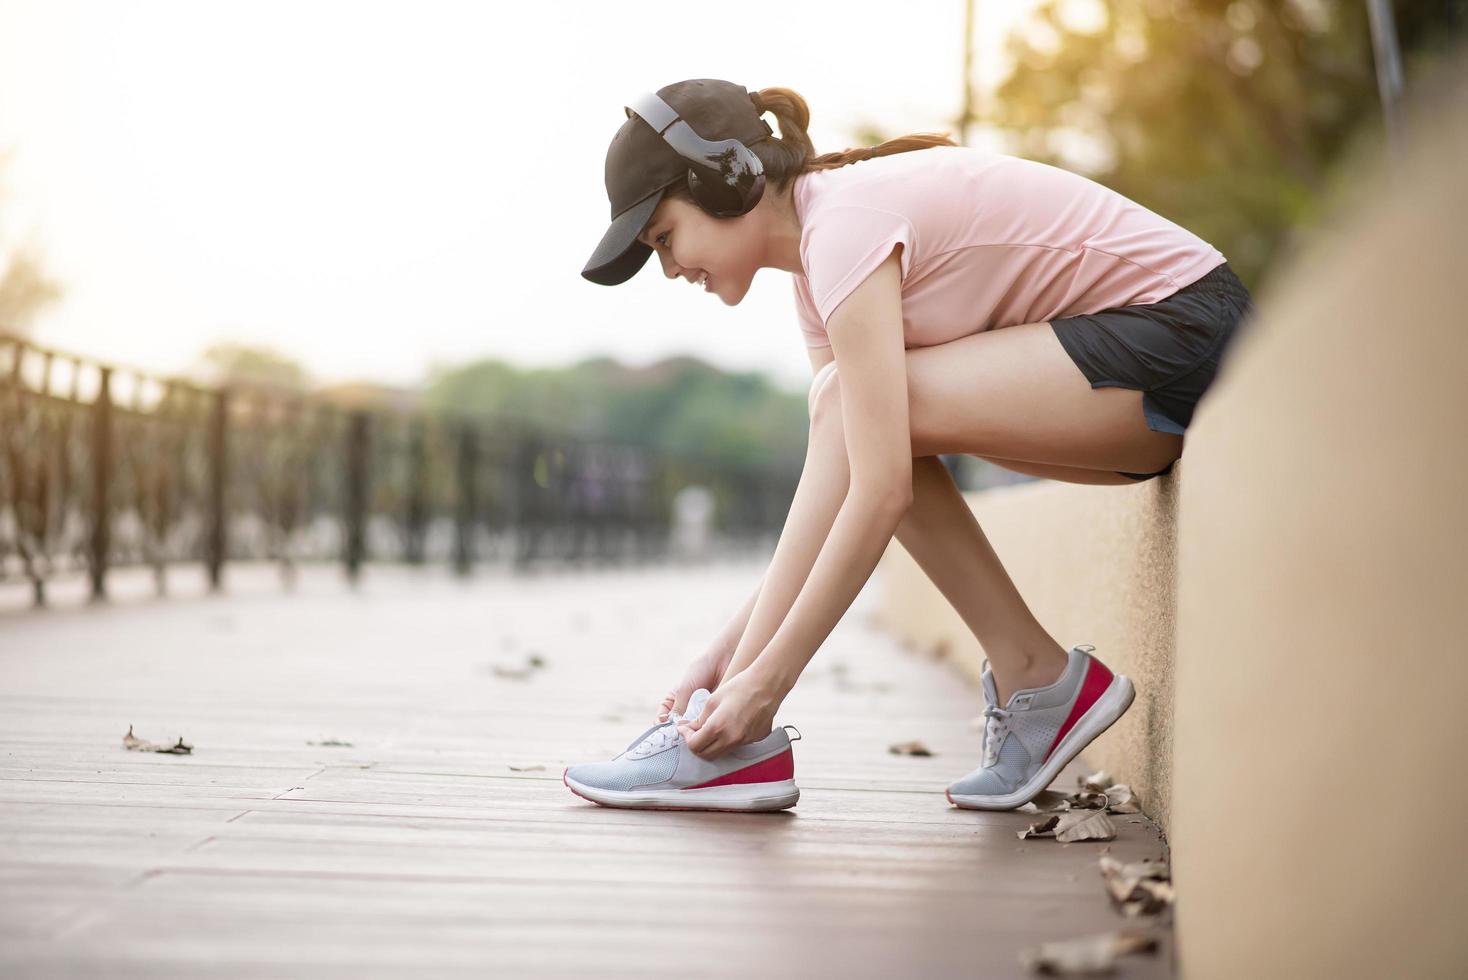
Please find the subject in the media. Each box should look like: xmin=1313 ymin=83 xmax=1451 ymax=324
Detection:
xmin=969 ymin=454 xmax=1151 ymax=486
xmin=903 ymin=319 xmax=1184 ymax=475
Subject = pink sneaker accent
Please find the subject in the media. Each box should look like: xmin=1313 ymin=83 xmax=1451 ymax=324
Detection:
xmin=1042 ymin=656 xmax=1115 ymax=764
xmin=683 ymin=747 xmax=794 ymax=790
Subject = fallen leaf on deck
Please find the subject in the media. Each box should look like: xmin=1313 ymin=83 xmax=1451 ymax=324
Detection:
xmin=1098 ymin=855 xmax=1173 ymax=916
xmin=1056 ymin=810 xmax=1116 ymax=842
xmin=1080 ymin=770 xmax=1113 ymax=793
xmin=307 ymin=739 xmax=354 ymax=747
xmin=888 ymin=740 xmax=934 ymax=756
xmin=122 ymin=725 xmax=192 ymax=755
xmin=1018 ymin=810 xmax=1116 ymax=842
xmin=491 ymin=654 xmax=547 ymax=679
xmin=1066 ymin=790 xmax=1111 ymax=810
xmin=1018 ymin=790 xmax=1072 ymax=813
xmin=508 ymin=763 xmax=546 ymax=772
xmin=1019 ymin=927 xmax=1159 ymax=975
xmin=1102 ymin=784 xmax=1141 ymax=812
xmin=1018 ymin=815 xmax=1061 ymax=839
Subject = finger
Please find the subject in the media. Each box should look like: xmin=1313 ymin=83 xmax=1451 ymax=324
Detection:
xmin=685 ymin=725 xmax=712 ymax=758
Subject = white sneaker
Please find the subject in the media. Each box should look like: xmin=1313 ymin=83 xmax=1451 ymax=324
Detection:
xmin=563 ymin=689 xmax=802 ymax=812
xmin=946 ymin=644 xmax=1135 ymax=810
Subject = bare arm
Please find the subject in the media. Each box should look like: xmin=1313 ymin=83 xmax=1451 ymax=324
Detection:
xmin=662 ymin=347 xmax=835 ymax=719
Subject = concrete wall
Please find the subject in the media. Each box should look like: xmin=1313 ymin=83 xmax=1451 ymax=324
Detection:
xmin=875 ymin=55 xmax=1468 ymax=978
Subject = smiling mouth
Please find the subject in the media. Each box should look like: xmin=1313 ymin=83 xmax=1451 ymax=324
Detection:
xmin=695 ymin=271 xmax=712 ymax=291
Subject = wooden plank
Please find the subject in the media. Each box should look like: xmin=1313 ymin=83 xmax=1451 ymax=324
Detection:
xmin=0 ymin=561 xmax=1174 ymax=978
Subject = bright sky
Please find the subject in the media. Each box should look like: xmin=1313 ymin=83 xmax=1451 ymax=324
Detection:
xmin=0 ymin=0 xmax=1072 ymax=394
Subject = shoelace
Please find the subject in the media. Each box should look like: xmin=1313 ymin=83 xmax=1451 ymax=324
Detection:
xmin=634 ymin=721 xmax=685 ymax=756
xmin=982 ymin=704 xmax=1012 ymax=767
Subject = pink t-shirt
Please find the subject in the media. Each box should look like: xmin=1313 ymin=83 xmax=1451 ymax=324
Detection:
xmin=791 ymin=145 xmax=1226 ymax=349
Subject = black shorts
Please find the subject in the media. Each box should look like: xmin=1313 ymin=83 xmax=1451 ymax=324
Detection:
xmin=1049 ymin=261 xmax=1256 ymax=481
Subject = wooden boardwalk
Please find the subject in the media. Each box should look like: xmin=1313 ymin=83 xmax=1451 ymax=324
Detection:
xmin=0 ymin=559 xmax=1174 ymax=978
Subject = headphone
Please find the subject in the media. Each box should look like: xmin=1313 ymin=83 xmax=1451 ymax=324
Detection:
xmin=625 ymin=91 xmax=771 ymax=218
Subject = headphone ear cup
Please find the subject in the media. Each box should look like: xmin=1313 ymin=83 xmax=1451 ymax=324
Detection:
xmin=685 ymin=145 xmax=767 ymax=217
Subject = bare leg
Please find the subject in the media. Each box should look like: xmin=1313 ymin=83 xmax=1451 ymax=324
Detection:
xmin=718 ymin=402 xmax=1066 ymax=709
xmin=895 ymin=456 xmax=1069 ymax=706
xmin=719 ymin=318 xmax=1177 ymax=705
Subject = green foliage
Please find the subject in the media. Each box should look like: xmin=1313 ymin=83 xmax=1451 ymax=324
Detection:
xmin=424 ymin=354 xmax=809 ymax=467
xmin=193 ymin=342 xmax=312 ymax=391
xmin=983 ymin=0 xmax=1467 ymax=294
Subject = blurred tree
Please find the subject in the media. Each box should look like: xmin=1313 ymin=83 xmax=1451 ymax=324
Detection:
xmin=192 ymin=342 xmax=311 ymax=391
xmin=980 ymin=0 xmax=1468 ymax=293
xmin=0 ymin=150 xmax=63 ymax=336
xmin=425 ymin=354 xmax=809 ymax=468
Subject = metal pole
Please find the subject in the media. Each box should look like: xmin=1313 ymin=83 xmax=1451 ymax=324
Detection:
xmin=88 ymin=367 xmax=112 ymax=601
xmin=344 ymin=411 xmax=369 ymax=583
xmin=453 ymin=422 xmax=477 ymax=576
xmin=960 ymin=0 xmax=976 ymax=145
xmin=1365 ymin=0 xmax=1407 ymax=164
xmin=206 ymin=388 xmax=228 ymax=591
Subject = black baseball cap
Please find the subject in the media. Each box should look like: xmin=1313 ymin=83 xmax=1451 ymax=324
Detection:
xmin=581 ymin=78 xmax=775 ymax=286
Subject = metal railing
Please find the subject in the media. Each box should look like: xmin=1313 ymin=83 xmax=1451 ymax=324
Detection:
xmin=0 ymin=333 xmax=802 ymax=606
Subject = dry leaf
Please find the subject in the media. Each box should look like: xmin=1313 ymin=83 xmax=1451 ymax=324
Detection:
xmin=1067 ymin=790 xmax=1111 ymax=810
xmin=1018 ymin=815 xmax=1061 ymax=839
xmin=888 ymin=740 xmax=934 ymax=756
xmin=1080 ymin=770 xmax=1113 ymax=793
xmin=1098 ymin=854 xmax=1173 ymax=916
xmin=307 ymin=739 xmax=354 ymax=747
xmin=1054 ymin=809 xmax=1116 ymax=842
xmin=122 ymin=725 xmax=192 ymax=755
xmin=508 ymin=763 xmax=546 ymax=772
xmin=491 ymin=653 xmax=546 ymax=680
xmin=1019 ymin=927 xmax=1159 ymax=975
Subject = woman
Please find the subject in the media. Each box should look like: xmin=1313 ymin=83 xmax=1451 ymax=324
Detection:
xmin=563 ymin=78 xmax=1254 ymax=813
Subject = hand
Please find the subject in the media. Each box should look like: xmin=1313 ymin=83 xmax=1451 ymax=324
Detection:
xmin=678 ymin=666 xmax=782 ymax=761
xmin=657 ymin=646 xmax=734 ymax=723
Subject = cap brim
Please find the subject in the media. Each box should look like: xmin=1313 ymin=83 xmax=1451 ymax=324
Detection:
xmin=581 ymin=189 xmax=665 ymax=286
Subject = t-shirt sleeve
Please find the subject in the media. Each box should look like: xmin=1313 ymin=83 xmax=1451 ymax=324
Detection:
xmin=802 ymin=205 xmax=915 ymax=327
xmin=792 ymin=275 xmax=831 ymax=348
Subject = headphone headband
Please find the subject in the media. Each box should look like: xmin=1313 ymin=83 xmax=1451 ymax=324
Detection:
xmin=625 ymin=90 xmax=770 ymax=218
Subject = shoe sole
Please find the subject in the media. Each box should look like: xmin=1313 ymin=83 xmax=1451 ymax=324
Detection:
xmin=563 ymin=769 xmax=800 ymax=812
xmin=946 ymin=673 xmax=1136 ymax=811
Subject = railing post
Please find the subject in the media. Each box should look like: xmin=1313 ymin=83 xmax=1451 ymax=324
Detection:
xmin=344 ymin=410 xmax=369 ymax=583
xmin=405 ymin=418 xmax=427 ymax=564
xmin=453 ymin=422 xmax=477 ymax=576
xmin=206 ymin=388 xmax=228 ymax=591
xmin=87 ymin=366 xmax=112 ymax=601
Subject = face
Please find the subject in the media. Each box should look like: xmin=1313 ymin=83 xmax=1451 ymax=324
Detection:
xmin=636 ymin=193 xmax=766 ymax=305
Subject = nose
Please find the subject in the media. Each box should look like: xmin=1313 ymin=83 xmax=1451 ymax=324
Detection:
xmin=656 ymin=250 xmax=697 ymax=283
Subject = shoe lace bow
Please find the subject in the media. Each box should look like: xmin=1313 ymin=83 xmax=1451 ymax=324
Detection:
xmin=624 ymin=717 xmax=687 ymax=758
xmin=982 ymin=704 xmax=1012 ymax=767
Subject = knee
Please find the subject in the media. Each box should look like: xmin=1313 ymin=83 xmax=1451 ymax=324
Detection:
xmin=807 ymin=360 xmax=840 ymax=420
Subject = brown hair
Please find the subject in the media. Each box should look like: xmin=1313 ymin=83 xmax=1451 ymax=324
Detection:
xmin=663 ymin=85 xmax=958 ymax=204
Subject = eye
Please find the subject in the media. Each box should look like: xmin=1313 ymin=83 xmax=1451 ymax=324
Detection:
xmin=655 ymin=231 xmax=670 ymax=248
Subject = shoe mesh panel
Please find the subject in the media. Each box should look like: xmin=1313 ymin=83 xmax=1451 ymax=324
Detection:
xmin=568 ymin=750 xmax=678 ymax=791
xmin=1013 ymin=710 xmax=1064 ymax=759
xmin=993 ymin=730 xmax=1032 ymax=789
